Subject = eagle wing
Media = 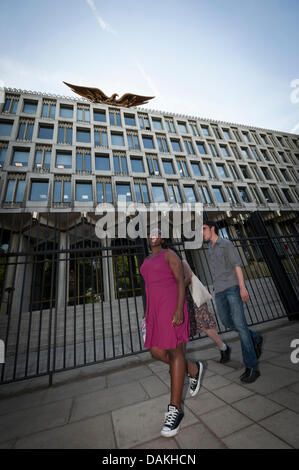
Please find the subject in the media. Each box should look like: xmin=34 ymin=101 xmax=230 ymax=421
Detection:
xmin=116 ymin=93 xmax=155 ymax=107
xmin=63 ymin=82 xmax=109 ymax=103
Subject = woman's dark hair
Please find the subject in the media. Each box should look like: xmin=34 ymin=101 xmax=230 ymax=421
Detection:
xmin=204 ymin=221 xmax=219 ymax=235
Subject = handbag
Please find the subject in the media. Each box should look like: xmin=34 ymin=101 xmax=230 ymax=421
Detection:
xmin=188 ymin=271 xmax=212 ymax=307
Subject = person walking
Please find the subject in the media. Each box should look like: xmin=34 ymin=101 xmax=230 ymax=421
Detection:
xmin=202 ymin=221 xmax=263 ymax=383
xmin=140 ymin=229 xmax=203 ymax=438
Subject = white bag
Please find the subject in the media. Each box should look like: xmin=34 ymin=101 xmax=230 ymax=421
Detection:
xmin=188 ymin=272 xmax=212 ymax=307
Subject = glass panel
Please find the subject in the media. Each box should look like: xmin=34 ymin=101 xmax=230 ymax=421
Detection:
xmin=77 ymin=109 xmax=83 ymax=121
xmin=168 ymin=185 xmax=175 ymax=203
xmin=153 ymin=119 xmax=163 ymax=130
xmin=77 ymin=129 xmax=90 ymax=143
xmin=0 ymin=148 xmax=7 ymax=166
xmin=17 ymin=123 xmax=26 ymax=139
xmin=0 ymin=121 xmax=13 ymax=136
xmin=13 ymin=150 xmax=29 ymax=166
xmin=76 ymin=153 xmax=83 ymax=171
xmin=116 ymin=184 xmax=132 ymax=201
xmin=127 ymin=135 xmax=133 ymax=149
xmin=106 ymin=183 xmax=113 ymax=203
xmin=23 ymin=102 xmax=37 ymax=114
xmin=184 ymin=186 xmax=196 ymax=202
xmin=76 ymin=183 xmax=92 ymax=201
xmin=50 ymin=104 xmax=56 ymax=118
xmin=56 ymin=153 xmax=72 ymax=168
xmin=30 ymin=181 xmax=49 ymax=201
xmin=125 ymin=115 xmax=136 ymax=126
xmin=141 ymin=184 xmax=149 ymax=203
xmin=178 ymin=123 xmax=187 ymax=133
xmin=39 ymin=125 xmax=53 ymax=139
xmin=152 ymin=185 xmax=166 ymax=202
xmin=213 ymin=187 xmax=225 ymax=203
xmin=54 ymin=181 xmax=62 ymax=202
xmin=191 ymin=163 xmax=202 ymax=176
xmin=142 ymin=136 xmax=154 ymax=149
xmin=111 ymin=133 xmax=125 ymax=146
xmin=97 ymin=182 xmax=104 ymax=202
xmin=197 ymin=143 xmax=206 ymax=154
xmin=35 ymin=150 xmax=43 ymax=167
xmin=15 ymin=180 xmax=25 ymax=202
xmin=96 ymin=155 xmax=110 ymax=171
xmin=163 ymin=160 xmax=175 ymax=174
xmin=134 ymin=184 xmax=142 ymax=203
xmin=201 ymin=127 xmax=210 ymax=136
xmin=239 ymin=188 xmax=250 ymax=203
xmin=121 ymin=156 xmax=128 ymax=174
xmin=63 ymin=181 xmax=71 ymax=202
xmin=3 ymin=99 xmax=11 ymax=112
xmin=131 ymin=158 xmax=144 ymax=172
xmin=153 ymin=159 xmax=160 ymax=175
xmin=27 ymin=124 xmax=33 ymax=140
xmin=85 ymin=153 xmax=91 ymax=171
xmin=171 ymin=140 xmax=181 ymax=152
xmin=94 ymin=110 xmax=106 ymax=122
xmin=60 ymin=105 xmax=73 ymax=118
xmin=44 ymin=151 xmax=51 ymax=169
xmin=133 ymin=135 xmax=140 ymax=149
xmin=113 ymin=156 xmax=120 ymax=173
xmin=5 ymin=180 xmax=15 ymax=202
xmin=42 ymin=104 xmax=48 ymax=117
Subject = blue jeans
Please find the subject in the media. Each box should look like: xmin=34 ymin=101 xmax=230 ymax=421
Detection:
xmin=215 ymin=285 xmax=260 ymax=371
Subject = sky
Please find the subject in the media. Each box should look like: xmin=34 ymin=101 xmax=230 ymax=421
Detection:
xmin=0 ymin=0 xmax=299 ymax=134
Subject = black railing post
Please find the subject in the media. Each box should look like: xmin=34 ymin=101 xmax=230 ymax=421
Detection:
xmin=247 ymin=211 xmax=299 ymax=321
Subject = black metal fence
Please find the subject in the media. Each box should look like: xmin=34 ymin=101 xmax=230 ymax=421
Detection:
xmin=0 ymin=212 xmax=298 ymax=385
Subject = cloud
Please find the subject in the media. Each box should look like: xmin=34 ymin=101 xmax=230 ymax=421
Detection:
xmin=135 ymin=62 xmax=161 ymax=99
xmin=85 ymin=0 xmax=118 ymax=35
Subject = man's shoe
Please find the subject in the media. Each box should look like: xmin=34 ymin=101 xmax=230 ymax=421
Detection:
xmin=220 ymin=345 xmax=231 ymax=364
xmin=188 ymin=361 xmax=203 ymax=397
xmin=240 ymin=368 xmax=260 ymax=384
xmin=240 ymin=368 xmax=250 ymax=380
xmin=254 ymin=336 xmax=263 ymax=359
xmin=161 ymin=404 xmax=184 ymax=437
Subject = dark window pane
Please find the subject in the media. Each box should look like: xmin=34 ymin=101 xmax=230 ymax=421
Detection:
xmin=38 ymin=125 xmax=53 ymax=139
xmin=15 ymin=180 xmax=25 ymax=202
xmin=0 ymin=122 xmax=13 ymax=136
xmin=142 ymin=136 xmax=154 ymax=149
xmin=64 ymin=182 xmax=71 ymax=202
xmin=13 ymin=150 xmax=29 ymax=166
xmin=23 ymin=102 xmax=37 ymax=114
xmin=5 ymin=180 xmax=15 ymax=202
xmin=54 ymin=181 xmax=62 ymax=202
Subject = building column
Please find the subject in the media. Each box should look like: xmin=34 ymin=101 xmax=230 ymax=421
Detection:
xmin=102 ymin=238 xmax=115 ymax=302
xmin=57 ymin=232 xmax=69 ymax=311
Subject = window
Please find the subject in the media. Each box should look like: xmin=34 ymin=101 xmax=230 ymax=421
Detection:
xmin=225 ymin=185 xmax=238 ymax=204
xmin=228 ymin=163 xmax=240 ymax=180
xmin=0 ymin=120 xmax=13 ymax=137
xmin=35 ymin=147 xmax=51 ymax=170
xmin=138 ymin=114 xmax=150 ymax=130
xmin=242 ymin=131 xmax=251 ymax=143
xmin=250 ymin=165 xmax=261 ymax=181
xmin=178 ymin=122 xmax=188 ymax=134
xmin=127 ymin=132 xmax=140 ymax=150
xmin=56 ymin=151 xmax=72 ymax=169
xmin=250 ymin=147 xmax=260 ymax=161
xmin=58 ymin=123 xmax=72 ymax=144
xmin=213 ymin=186 xmax=225 ymax=203
xmin=268 ymin=134 xmax=278 ymax=147
xmin=261 ymin=187 xmax=273 ymax=203
xmin=208 ymin=142 xmax=220 ymax=158
xmin=77 ymin=106 xmax=90 ymax=122
xmin=76 ymin=150 xmax=91 ymax=171
xmin=0 ymin=145 xmax=7 ymax=167
xmin=23 ymin=100 xmax=37 ymax=114
xmin=220 ymin=145 xmax=229 ymax=158
xmin=17 ymin=120 xmax=34 ymax=140
xmin=176 ymin=159 xmax=189 ymax=177
xmin=203 ymin=161 xmax=216 ymax=178
xmin=115 ymin=183 xmax=132 ymax=201
xmin=95 ymin=154 xmax=110 ymax=171
xmin=124 ymin=114 xmax=136 ymax=127
xmin=241 ymin=147 xmax=251 ymax=160
xmin=163 ymin=159 xmax=175 ymax=175
xmin=113 ymin=154 xmax=128 ymax=174
xmin=4 ymin=178 xmax=25 ymax=203
xmin=260 ymin=149 xmax=270 ymax=162
xmin=249 ymin=185 xmax=262 ymax=204
xmin=142 ymin=135 xmax=155 ymax=149
xmin=168 ymin=183 xmax=182 ymax=203
xmin=147 ymin=155 xmax=160 ymax=175
xmin=76 ymin=128 xmax=91 ymax=143
xmin=53 ymin=180 xmax=71 ymax=203
xmin=94 ymin=127 xmax=108 ymax=147
xmin=196 ymin=142 xmax=206 ymax=155
xmin=232 ymin=128 xmax=241 ymax=142
xmin=201 ymin=126 xmax=210 ymax=136
xmin=261 ymin=167 xmax=272 ymax=180
xmin=240 ymin=166 xmax=250 ymax=179
xmin=38 ymin=124 xmax=54 ymax=140
xmin=76 ymin=182 xmax=93 ymax=201
xmin=59 ymin=105 xmax=73 ymax=119
xmin=198 ymin=185 xmax=212 ymax=204
xmin=134 ymin=181 xmax=149 ymax=203
xmin=111 ymin=132 xmax=125 ymax=146
xmin=12 ymin=148 xmax=30 ymax=167
xmin=222 ymin=129 xmax=231 ymax=140
xmin=230 ymin=144 xmax=241 ymax=160
xmin=238 ymin=187 xmax=250 ymax=203
xmin=152 ymin=184 xmax=166 ymax=202
xmin=212 ymin=126 xmax=222 ymax=140
xmin=42 ymin=101 xmax=56 ymax=118
xmin=189 ymin=122 xmax=199 ymax=137
xmin=109 ymin=110 xmax=121 ymax=126
xmin=30 ymin=180 xmax=49 ymax=201
xmin=94 ymin=109 xmax=106 ymax=122
xmin=278 ymin=151 xmax=288 ymax=164
xmin=131 ymin=156 xmax=145 ymax=173
xmin=216 ymin=164 xmax=228 ymax=179
xmin=3 ymin=96 xmax=19 ymax=114
xmin=271 ymin=187 xmax=284 ymax=204
xmin=251 ymin=132 xmax=261 ymax=145
xmin=157 ymin=135 xmax=169 ymax=153
xmin=260 ymin=135 xmax=268 ymax=146
xmin=183 ymin=139 xmax=195 ymax=154
xmin=152 ymin=118 xmax=163 ymax=131
xmin=165 ymin=119 xmax=175 ymax=133
xmin=171 ymin=139 xmax=182 ymax=152
xmin=96 ymin=180 xmax=113 ymax=203
xmin=184 ymin=186 xmax=197 ymax=202
xmin=281 ymin=188 xmax=294 ymax=203
xmin=191 ymin=162 xmax=203 ymax=177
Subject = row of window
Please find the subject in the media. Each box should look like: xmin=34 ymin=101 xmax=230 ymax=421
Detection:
xmin=2 ymin=95 xmax=299 ymax=150
xmin=3 ymin=177 xmax=298 ymax=206
xmin=1 ymin=145 xmax=297 ymax=185
xmin=1 ymin=119 xmax=298 ymax=167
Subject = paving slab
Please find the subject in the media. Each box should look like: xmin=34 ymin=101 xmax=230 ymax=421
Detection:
xmin=288 ymin=382 xmax=299 ymax=394
xmin=223 ymin=423 xmax=291 ymax=449
xmin=41 ymin=374 xmax=106 ymax=404
xmin=212 ymin=383 xmax=255 ymax=404
xmin=112 ymin=394 xmax=198 ymax=449
xmin=139 ymin=375 xmax=169 ymax=398
xmin=267 ymin=353 xmax=299 ymax=372
xmin=107 ymin=365 xmax=153 ymax=387
xmin=267 ymin=389 xmax=299 ymax=414
xmin=232 ymin=394 xmax=284 ymax=421
xmin=0 ymin=398 xmax=72 ymax=443
xmin=238 ymin=363 xmax=299 ymax=395
xmin=133 ymin=437 xmax=179 ymax=449
xmin=175 ymin=422 xmax=227 ymax=449
xmin=201 ymin=374 xmax=232 ymax=391
xmin=260 ymin=409 xmax=299 ymax=448
xmin=185 ymin=391 xmax=227 ymax=416
xmin=199 ymin=405 xmax=253 ymax=438
xmin=204 ymin=360 xmax=237 ymax=376
xmin=0 ymin=388 xmax=47 ymax=416
xmin=70 ymin=381 xmax=148 ymax=423
xmin=14 ymin=413 xmax=116 ymax=449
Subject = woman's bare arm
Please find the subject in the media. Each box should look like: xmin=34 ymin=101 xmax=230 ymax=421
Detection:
xmin=165 ymin=250 xmax=185 ymax=326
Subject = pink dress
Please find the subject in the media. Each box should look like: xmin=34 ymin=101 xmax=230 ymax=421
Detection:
xmin=140 ymin=249 xmax=190 ymax=350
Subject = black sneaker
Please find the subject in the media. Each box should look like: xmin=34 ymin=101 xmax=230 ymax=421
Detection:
xmin=219 ymin=345 xmax=231 ymax=364
xmin=240 ymin=368 xmax=260 ymax=384
xmin=188 ymin=361 xmax=203 ymax=397
xmin=161 ymin=404 xmax=184 ymax=437
xmin=254 ymin=336 xmax=263 ymax=359
xmin=240 ymin=368 xmax=250 ymax=380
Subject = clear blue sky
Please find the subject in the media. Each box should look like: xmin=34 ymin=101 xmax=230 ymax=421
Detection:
xmin=1 ymin=0 xmax=299 ymax=133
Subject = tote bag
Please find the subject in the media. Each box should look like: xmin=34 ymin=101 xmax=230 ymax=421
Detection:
xmin=188 ymin=272 xmax=212 ymax=307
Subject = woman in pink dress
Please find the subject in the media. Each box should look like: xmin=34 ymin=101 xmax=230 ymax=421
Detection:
xmin=140 ymin=229 xmax=203 ymax=438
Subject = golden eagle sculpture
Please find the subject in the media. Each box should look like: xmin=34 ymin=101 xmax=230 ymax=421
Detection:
xmin=63 ymin=81 xmax=154 ymax=108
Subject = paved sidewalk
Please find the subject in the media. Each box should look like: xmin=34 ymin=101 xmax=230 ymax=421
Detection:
xmin=0 ymin=318 xmax=299 ymax=449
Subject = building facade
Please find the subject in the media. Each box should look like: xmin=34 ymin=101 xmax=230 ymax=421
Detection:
xmin=0 ymin=87 xmax=298 ymax=313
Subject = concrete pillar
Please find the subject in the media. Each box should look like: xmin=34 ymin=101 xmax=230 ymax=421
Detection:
xmin=57 ymin=231 xmax=69 ymax=311
xmin=102 ymin=238 xmax=115 ymax=301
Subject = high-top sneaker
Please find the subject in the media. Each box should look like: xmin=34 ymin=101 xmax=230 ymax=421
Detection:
xmin=160 ymin=404 xmax=184 ymax=438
